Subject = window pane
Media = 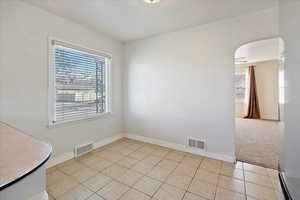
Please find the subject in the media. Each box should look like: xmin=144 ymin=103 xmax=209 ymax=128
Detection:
xmin=235 ymin=74 xmax=246 ymax=101
xmin=53 ymin=46 xmax=107 ymax=123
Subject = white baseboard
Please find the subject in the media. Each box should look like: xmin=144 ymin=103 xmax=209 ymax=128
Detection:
xmin=125 ymin=134 xmax=186 ymax=151
xmin=29 ymin=191 xmax=48 ymax=200
xmin=46 ymin=134 xmax=123 ymax=168
xmin=46 ymin=152 xmax=74 ymax=168
xmin=46 ymin=132 xmax=235 ymax=168
xmin=93 ymin=134 xmax=124 ymax=149
xmin=124 ymin=133 xmax=235 ymax=163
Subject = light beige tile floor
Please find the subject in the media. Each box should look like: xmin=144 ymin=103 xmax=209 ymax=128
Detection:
xmin=47 ymin=138 xmax=284 ymax=200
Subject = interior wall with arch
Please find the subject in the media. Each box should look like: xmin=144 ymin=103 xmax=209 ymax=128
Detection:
xmin=124 ymin=8 xmax=279 ymax=161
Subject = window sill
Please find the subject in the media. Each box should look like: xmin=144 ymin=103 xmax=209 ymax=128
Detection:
xmin=47 ymin=112 xmax=113 ymax=129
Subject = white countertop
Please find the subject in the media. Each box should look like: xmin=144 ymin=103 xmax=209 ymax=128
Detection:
xmin=0 ymin=122 xmax=52 ymax=189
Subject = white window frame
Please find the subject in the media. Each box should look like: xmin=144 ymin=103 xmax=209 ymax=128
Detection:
xmin=48 ymin=38 xmax=112 ymax=127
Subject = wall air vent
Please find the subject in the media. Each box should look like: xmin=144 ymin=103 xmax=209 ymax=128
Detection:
xmin=74 ymin=142 xmax=94 ymax=157
xmin=187 ymin=138 xmax=205 ymax=150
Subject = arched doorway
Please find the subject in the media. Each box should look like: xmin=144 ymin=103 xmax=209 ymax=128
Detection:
xmin=234 ymin=38 xmax=285 ymax=169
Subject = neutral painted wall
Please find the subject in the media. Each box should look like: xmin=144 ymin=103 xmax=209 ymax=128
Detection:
xmin=279 ymin=0 xmax=300 ymax=198
xmin=124 ymin=8 xmax=279 ymax=160
xmin=235 ymin=103 xmax=247 ymax=118
xmin=235 ymin=60 xmax=280 ymax=120
xmin=278 ymin=58 xmax=285 ymax=121
xmin=255 ymin=60 xmax=279 ymax=120
xmin=235 ymin=38 xmax=280 ymax=63
xmin=0 ymin=0 xmax=124 ymax=159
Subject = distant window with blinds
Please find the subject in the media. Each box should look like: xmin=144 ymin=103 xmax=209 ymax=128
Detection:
xmin=49 ymin=40 xmax=111 ymax=125
xmin=235 ymin=73 xmax=246 ymax=103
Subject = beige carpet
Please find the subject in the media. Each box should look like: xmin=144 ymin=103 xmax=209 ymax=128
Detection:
xmin=235 ymin=118 xmax=283 ymax=169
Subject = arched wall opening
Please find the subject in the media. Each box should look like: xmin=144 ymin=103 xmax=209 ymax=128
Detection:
xmin=233 ymin=37 xmax=285 ymax=169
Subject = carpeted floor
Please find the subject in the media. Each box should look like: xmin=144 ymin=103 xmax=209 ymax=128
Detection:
xmin=235 ymin=118 xmax=283 ymax=169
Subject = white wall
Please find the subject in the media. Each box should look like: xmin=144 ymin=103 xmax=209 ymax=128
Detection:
xmin=235 ymin=60 xmax=280 ymax=120
xmin=0 ymin=0 xmax=124 ymax=160
xmin=256 ymin=60 xmax=279 ymax=120
xmin=235 ymin=103 xmax=247 ymax=118
xmin=279 ymin=0 xmax=300 ymax=198
xmin=124 ymin=8 xmax=279 ymax=160
xmin=235 ymin=38 xmax=280 ymax=63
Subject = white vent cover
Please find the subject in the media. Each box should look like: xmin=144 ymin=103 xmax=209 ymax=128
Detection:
xmin=74 ymin=142 xmax=94 ymax=157
xmin=187 ymin=138 xmax=205 ymax=150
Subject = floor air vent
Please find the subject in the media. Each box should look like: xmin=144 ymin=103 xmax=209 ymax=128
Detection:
xmin=188 ymin=138 xmax=205 ymax=150
xmin=74 ymin=142 xmax=94 ymax=157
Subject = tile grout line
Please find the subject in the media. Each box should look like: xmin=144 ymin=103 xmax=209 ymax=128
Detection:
xmin=213 ymin=161 xmax=222 ymax=200
xmin=242 ymin=162 xmax=248 ymax=200
xmin=139 ymin=147 xmax=181 ymax=199
xmin=49 ymin=140 xmax=144 ymax=199
xmin=182 ymin=156 xmax=204 ymax=200
xmin=50 ymin=140 xmax=177 ymax=199
xmin=47 ymin=139 xmax=280 ymax=200
xmin=118 ymin=149 xmax=167 ymax=199
xmin=94 ymin=142 xmax=175 ymax=200
xmin=51 ymin=141 xmax=205 ymax=200
xmin=212 ymin=164 xmax=219 ymax=200
xmin=99 ymin=141 xmax=152 ymax=200
xmin=53 ymin=143 xmax=200 ymax=199
xmin=151 ymin=153 xmax=187 ymax=200
xmin=124 ymin=144 xmax=189 ymax=199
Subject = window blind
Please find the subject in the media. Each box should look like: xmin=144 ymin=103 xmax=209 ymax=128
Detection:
xmin=52 ymin=45 xmax=109 ymax=124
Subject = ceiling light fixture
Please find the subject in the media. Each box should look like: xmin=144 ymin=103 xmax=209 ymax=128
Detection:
xmin=144 ymin=0 xmax=160 ymax=4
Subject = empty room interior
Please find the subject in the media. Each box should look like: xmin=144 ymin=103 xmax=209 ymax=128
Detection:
xmin=234 ymin=38 xmax=284 ymax=169
xmin=1 ymin=0 xmax=300 ymax=200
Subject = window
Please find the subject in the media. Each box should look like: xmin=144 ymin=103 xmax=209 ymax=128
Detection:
xmin=49 ymin=40 xmax=111 ymax=125
xmin=235 ymin=73 xmax=246 ymax=103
